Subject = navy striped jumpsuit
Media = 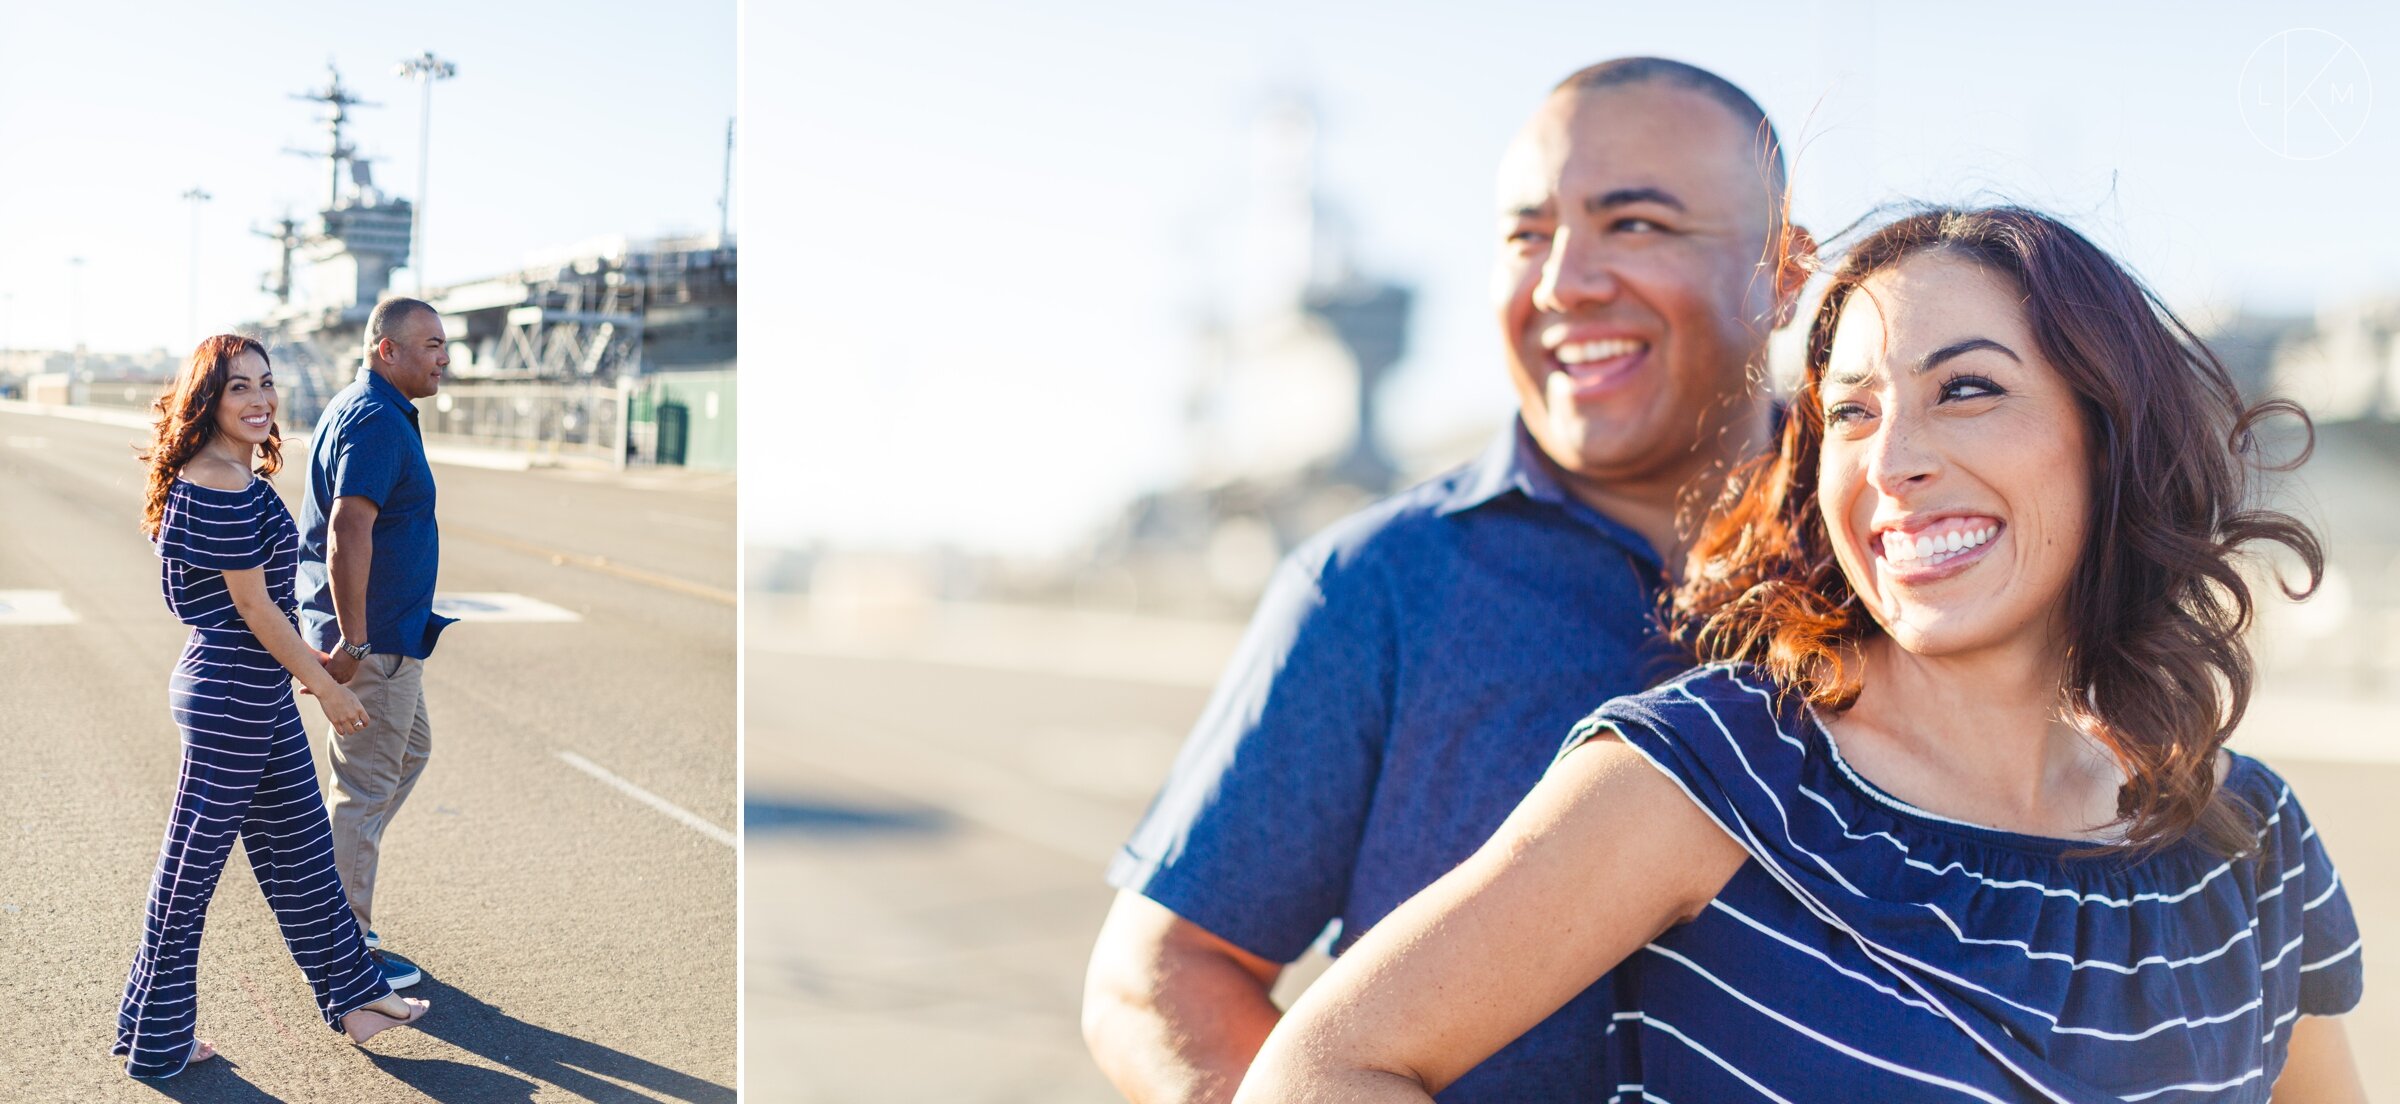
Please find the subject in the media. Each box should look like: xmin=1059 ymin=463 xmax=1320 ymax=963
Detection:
xmin=114 ymin=475 xmax=393 ymax=1078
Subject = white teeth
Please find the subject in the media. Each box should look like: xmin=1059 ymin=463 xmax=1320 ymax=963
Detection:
xmin=1879 ymin=522 xmax=1998 ymax=565
xmin=1554 ymin=338 xmax=1646 ymax=366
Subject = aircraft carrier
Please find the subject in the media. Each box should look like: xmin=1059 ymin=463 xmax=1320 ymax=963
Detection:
xmin=247 ymin=63 xmax=738 ymax=468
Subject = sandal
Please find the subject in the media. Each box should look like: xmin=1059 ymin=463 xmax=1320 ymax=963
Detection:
xmin=343 ymin=997 xmax=431 ymax=1045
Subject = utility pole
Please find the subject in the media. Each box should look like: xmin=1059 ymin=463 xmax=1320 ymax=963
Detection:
xmin=395 ymin=50 xmax=457 ymax=296
xmin=182 ymin=187 xmax=212 ymax=342
xmin=719 ymin=117 xmax=736 ymax=244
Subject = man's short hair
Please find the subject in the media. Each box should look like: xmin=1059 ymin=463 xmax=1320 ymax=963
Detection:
xmin=366 ymin=297 xmax=438 ymax=357
xmin=1553 ymin=57 xmax=1786 ymax=196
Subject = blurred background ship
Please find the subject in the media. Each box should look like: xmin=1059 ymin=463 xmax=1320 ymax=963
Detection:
xmin=6 ymin=62 xmax=736 ymax=470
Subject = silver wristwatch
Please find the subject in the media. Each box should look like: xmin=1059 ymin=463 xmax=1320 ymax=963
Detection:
xmin=341 ymin=639 xmax=374 ymax=660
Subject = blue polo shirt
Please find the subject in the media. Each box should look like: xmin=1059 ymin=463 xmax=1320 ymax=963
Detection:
xmin=296 ymin=368 xmax=454 ymax=659
xmin=1108 ymin=421 xmax=1684 ymax=1102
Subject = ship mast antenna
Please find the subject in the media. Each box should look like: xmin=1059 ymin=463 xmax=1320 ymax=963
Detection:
xmin=284 ymin=61 xmax=379 ymax=210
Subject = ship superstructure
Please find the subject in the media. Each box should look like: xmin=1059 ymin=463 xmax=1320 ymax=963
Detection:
xmin=243 ymin=62 xmax=735 ymax=467
xmin=253 ymin=63 xmax=415 ymax=420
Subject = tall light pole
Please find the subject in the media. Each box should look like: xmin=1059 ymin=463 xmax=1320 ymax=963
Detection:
xmin=395 ymin=50 xmax=457 ymax=296
xmin=1 ymin=292 xmax=15 ymax=381
xmin=718 ymin=117 xmax=735 ymax=245
xmin=181 ymin=187 xmax=212 ymax=342
xmin=67 ymin=257 xmax=85 ymax=378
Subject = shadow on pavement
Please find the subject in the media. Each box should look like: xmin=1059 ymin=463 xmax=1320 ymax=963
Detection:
xmin=138 ymin=1061 xmax=287 ymax=1103
xmin=352 ymin=1057 xmax=541 ymax=1103
xmin=745 ymin=792 xmax=953 ymax=837
xmin=389 ymin=981 xmax=735 ymax=1104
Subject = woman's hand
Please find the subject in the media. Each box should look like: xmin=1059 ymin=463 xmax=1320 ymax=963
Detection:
xmin=316 ymin=682 xmax=371 ymax=737
xmin=221 ymin=566 xmax=373 ymax=732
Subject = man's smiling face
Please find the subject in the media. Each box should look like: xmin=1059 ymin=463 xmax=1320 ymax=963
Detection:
xmin=1492 ymin=80 xmax=1789 ymax=490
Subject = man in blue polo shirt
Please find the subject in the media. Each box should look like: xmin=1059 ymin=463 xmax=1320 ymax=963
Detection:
xmin=1082 ymin=59 xmax=1809 ymax=1101
xmin=297 ymin=295 xmax=457 ymax=993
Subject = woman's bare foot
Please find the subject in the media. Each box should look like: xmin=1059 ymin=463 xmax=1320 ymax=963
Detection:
xmin=118 ymin=1038 xmax=214 ymax=1076
xmin=342 ymin=996 xmax=430 ymax=1045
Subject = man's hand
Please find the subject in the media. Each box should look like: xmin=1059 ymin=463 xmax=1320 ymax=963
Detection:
xmin=1083 ymin=891 xmax=1286 ymax=1104
xmin=326 ymin=649 xmax=362 ymax=685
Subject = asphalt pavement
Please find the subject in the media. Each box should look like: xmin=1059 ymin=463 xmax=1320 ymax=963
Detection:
xmin=1 ymin=407 xmax=736 ymax=1103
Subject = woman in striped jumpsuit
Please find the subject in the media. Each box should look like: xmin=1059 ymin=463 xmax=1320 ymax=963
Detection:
xmin=115 ymin=334 xmax=431 ymax=1078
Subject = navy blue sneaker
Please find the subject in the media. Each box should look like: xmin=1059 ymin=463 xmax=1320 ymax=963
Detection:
xmin=370 ymin=948 xmax=422 ymax=989
xmin=363 ymin=928 xmax=381 ymax=950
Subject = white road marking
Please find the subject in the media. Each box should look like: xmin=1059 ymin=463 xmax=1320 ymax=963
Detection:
xmin=0 ymin=590 xmax=78 ymax=625
xmin=431 ymin=592 xmax=583 ymax=622
xmin=555 ymin=750 xmax=734 ymax=847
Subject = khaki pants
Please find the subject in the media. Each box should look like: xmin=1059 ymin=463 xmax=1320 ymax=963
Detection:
xmin=326 ymin=653 xmax=432 ymax=932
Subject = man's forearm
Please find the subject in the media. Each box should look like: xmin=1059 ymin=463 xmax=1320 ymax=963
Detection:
xmin=1085 ymin=914 xmax=1286 ymax=1104
xmin=328 ymin=526 xmax=374 ymax=645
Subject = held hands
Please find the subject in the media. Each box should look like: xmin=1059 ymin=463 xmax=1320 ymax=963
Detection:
xmin=317 ymin=682 xmax=372 ymax=738
xmin=325 ymin=648 xmax=362 ymax=685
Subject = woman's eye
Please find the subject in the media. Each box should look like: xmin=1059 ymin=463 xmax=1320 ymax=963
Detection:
xmin=1939 ymin=375 xmax=2004 ymax=402
xmin=1822 ymin=402 xmax=1869 ymax=425
xmin=1507 ymin=228 xmax=1550 ymax=246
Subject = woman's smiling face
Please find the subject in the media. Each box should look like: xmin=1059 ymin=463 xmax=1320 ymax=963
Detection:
xmin=1816 ymin=250 xmax=2091 ymax=659
xmin=212 ymin=349 xmax=277 ymax=450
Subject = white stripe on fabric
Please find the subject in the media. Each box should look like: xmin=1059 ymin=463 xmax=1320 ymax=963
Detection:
xmin=1706 ymin=899 xmax=1936 ymax=1014
xmin=2303 ymin=875 xmax=2344 ymax=911
xmin=1641 ymin=943 xmax=2021 ymax=1103
xmin=2117 ymin=1068 xmax=2268 ymax=1101
xmin=2300 ymin=938 xmax=2363 ymax=973
xmin=1915 ymin=903 xmax=2260 ymax=974
xmin=2258 ymin=863 xmax=2307 ymax=902
xmin=1622 ymin=1013 xmax=1800 ymax=1104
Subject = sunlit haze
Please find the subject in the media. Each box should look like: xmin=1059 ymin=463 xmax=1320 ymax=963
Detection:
xmin=779 ymin=2 xmax=2379 ymax=555
xmin=0 ymin=1 xmax=735 ymax=354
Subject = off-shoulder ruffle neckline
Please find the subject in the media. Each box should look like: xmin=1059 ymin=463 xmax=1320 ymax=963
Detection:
xmin=1766 ymin=675 xmax=2268 ymax=872
xmin=171 ymin=473 xmax=264 ymax=496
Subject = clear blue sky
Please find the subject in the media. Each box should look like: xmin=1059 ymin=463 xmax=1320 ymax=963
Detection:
xmin=751 ymin=0 xmax=2387 ymax=556
xmin=0 ymin=0 xmax=735 ymax=355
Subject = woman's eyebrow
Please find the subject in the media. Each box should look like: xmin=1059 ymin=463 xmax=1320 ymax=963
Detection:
xmin=1915 ymin=336 xmax=2019 ymax=374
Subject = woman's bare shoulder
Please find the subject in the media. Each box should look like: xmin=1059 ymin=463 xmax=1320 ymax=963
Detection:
xmin=176 ymin=455 xmax=254 ymax=491
xmin=1541 ymin=727 xmax=1746 ymax=917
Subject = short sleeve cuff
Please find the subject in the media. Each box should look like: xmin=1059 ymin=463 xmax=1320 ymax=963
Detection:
xmin=2298 ymin=941 xmax=2364 ymax=1016
xmin=157 ymin=485 xmax=271 ymax=571
xmin=1106 ymin=847 xmax=1321 ymax=964
xmin=329 ymin=413 xmax=406 ymax=505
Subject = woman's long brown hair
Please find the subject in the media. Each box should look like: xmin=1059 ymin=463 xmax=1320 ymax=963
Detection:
xmin=139 ymin=335 xmax=281 ymax=538
xmin=1674 ymin=206 xmax=2322 ymax=854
